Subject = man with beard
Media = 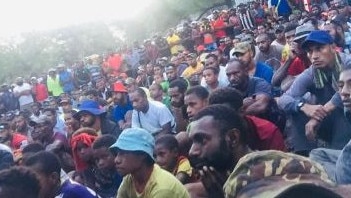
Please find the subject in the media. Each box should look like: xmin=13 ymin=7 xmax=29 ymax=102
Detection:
xmin=73 ymin=99 xmax=121 ymax=138
xmin=232 ymin=42 xmax=273 ymax=83
xmin=130 ymin=88 xmax=175 ymax=136
xmin=168 ymin=79 xmax=188 ymax=133
xmin=110 ymin=82 xmax=133 ymax=130
xmin=321 ymin=20 xmax=346 ymax=51
xmin=0 ymin=121 xmax=28 ymax=151
xmin=14 ymin=114 xmax=31 ymax=137
xmin=186 ymin=104 xmax=251 ymax=197
xmin=13 ymin=77 xmax=34 ymax=111
xmin=255 ymin=33 xmax=283 ymax=71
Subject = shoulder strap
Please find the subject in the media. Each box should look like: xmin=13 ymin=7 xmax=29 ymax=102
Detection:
xmin=138 ymin=111 xmax=143 ymax=128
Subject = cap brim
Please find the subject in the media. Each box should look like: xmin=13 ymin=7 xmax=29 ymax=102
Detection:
xmin=301 ymin=39 xmax=330 ymax=50
xmin=73 ymin=109 xmax=106 ymax=119
xmin=110 ymin=139 xmax=155 ymax=161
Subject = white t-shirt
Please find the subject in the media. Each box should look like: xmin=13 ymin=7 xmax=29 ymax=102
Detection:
xmin=13 ymin=83 xmax=34 ymax=106
xmin=132 ymin=100 xmax=175 ymax=135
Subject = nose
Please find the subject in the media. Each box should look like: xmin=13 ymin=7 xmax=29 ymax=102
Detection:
xmin=340 ymin=85 xmax=351 ymax=97
xmin=310 ymin=50 xmax=320 ymax=60
xmin=186 ymin=106 xmax=192 ymax=116
xmin=114 ymin=154 xmax=121 ymax=165
xmin=188 ymin=143 xmax=201 ymax=158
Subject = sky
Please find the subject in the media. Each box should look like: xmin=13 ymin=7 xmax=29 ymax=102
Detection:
xmin=0 ymin=0 xmax=154 ymax=38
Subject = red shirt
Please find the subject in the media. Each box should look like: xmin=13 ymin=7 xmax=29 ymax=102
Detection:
xmin=287 ymin=56 xmax=309 ymax=76
xmin=245 ymin=115 xmax=286 ymax=151
xmin=33 ymin=83 xmax=48 ymax=102
xmin=211 ymin=18 xmax=227 ymax=39
xmin=11 ymin=133 xmax=28 ymax=150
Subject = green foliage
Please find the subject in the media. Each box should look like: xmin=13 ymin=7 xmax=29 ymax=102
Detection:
xmin=0 ymin=0 xmax=230 ymax=83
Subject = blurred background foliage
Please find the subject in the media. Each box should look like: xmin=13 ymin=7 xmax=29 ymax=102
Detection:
xmin=0 ymin=0 xmax=233 ymax=83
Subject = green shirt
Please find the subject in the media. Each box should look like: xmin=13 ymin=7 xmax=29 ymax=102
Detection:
xmin=117 ymin=164 xmax=190 ymax=198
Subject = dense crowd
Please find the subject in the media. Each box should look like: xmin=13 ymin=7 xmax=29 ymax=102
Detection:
xmin=1 ymin=0 xmax=351 ymax=197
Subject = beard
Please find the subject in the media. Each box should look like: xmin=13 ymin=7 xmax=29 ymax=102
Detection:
xmin=189 ymin=138 xmax=233 ymax=172
xmin=171 ymin=100 xmax=184 ymax=108
xmin=81 ymin=116 xmax=96 ymax=128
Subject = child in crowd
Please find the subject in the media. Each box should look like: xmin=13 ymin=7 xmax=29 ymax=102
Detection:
xmin=92 ymin=134 xmax=123 ymax=198
xmin=155 ymin=134 xmax=193 ymax=184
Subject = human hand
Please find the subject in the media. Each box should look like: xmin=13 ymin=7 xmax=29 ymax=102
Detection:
xmin=199 ymin=166 xmax=228 ymax=198
xmin=305 ymin=119 xmax=320 ymax=141
xmin=301 ymin=104 xmax=328 ymax=121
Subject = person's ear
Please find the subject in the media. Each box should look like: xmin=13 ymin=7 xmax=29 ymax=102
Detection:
xmin=49 ymin=172 xmax=60 ymax=186
xmin=225 ymin=128 xmax=241 ymax=148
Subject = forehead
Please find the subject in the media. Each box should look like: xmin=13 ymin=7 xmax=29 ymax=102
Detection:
xmin=185 ymin=93 xmax=202 ymax=103
xmin=285 ymin=30 xmax=295 ymax=37
xmin=339 ymin=70 xmax=351 ymax=82
xmin=256 ymin=35 xmax=268 ymax=42
xmin=226 ymin=62 xmax=242 ymax=72
xmin=189 ymin=116 xmax=218 ymax=138
xmin=169 ymin=87 xmax=180 ymax=93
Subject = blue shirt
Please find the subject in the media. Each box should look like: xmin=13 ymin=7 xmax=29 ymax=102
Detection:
xmin=255 ymin=62 xmax=273 ymax=84
xmin=112 ymin=99 xmax=133 ymax=123
xmin=57 ymin=179 xmax=99 ymax=198
xmin=59 ymin=70 xmax=75 ymax=93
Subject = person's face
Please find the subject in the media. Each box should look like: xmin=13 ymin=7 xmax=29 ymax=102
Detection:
xmin=257 ymin=26 xmax=266 ymax=34
xmin=328 ymin=10 xmax=338 ymax=20
xmin=285 ymin=30 xmax=296 ymax=45
xmin=31 ymin=105 xmax=40 ymax=114
xmin=338 ymin=70 xmax=351 ymax=110
xmin=155 ymin=144 xmax=177 ymax=172
xmin=94 ymin=147 xmax=116 ymax=171
xmin=112 ymin=92 xmax=125 ymax=104
xmin=184 ymin=93 xmax=208 ymax=120
xmin=275 ymin=31 xmax=285 ymax=40
xmin=149 ymin=85 xmax=163 ymax=100
xmin=168 ymin=87 xmax=184 ymax=108
xmin=166 ymin=68 xmax=177 ymax=81
xmin=226 ymin=61 xmax=248 ymax=91
xmin=114 ymin=150 xmax=145 ymax=176
xmin=64 ymin=113 xmax=79 ymax=133
xmin=48 ymin=101 xmax=57 ymax=110
xmin=188 ymin=116 xmax=233 ymax=171
xmin=79 ymin=112 xmax=96 ymax=127
xmin=61 ymin=102 xmax=72 ymax=113
xmin=256 ymin=35 xmax=270 ymax=53
xmin=306 ymin=44 xmax=335 ymax=69
xmin=43 ymin=111 xmax=56 ymax=126
xmin=205 ymin=57 xmax=218 ymax=68
xmin=27 ymin=163 xmax=58 ymax=198
xmin=96 ymin=80 xmax=106 ymax=91
xmin=203 ymin=69 xmax=218 ymax=85
xmin=235 ymin=50 xmax=252 ymax=67
xmin=186 ymin=56 xmax=197 ymax=66
xmin=76 ymin=141 xmax=94 ymax=162
xmin=153 ymin=75 xmax=164 ymax=84
xmin=129 ymin=92 xmax=147 ymax=112
xmin=31 ymin=123 xmax=52 ymax=143
xmin=153 ymin=66 xmax=162 ymax=76
xmin=0 ymin=128 xmax=11 ymax=143
xmin=146 ymin=64 xmax=154 ymax=75
xmin=15 ymin=116 xmax=27 ymax=132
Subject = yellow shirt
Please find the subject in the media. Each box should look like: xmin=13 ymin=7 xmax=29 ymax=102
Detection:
xmin=281 ymin=44 xmax=290 ymax=63
xmin=117 ymin=164 xmax=190 ymax=198
xmin=181 ymin=62 xmax=204 ymax=79
xmin=173 ymin=156 xmax=192 ymax=177
xmin=167 ymin=34 xmax=185 ymax=55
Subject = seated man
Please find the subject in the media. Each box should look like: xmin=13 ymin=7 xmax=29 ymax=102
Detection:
xmin=226 ymin=58 xmax=286 ymax=131
xmin=24 ymin=151 xmax=99 ymax=198
xmin=209 ymin=87 xmax=286 ymax=151
xmin=110 ymin=128 xmax=190 ymax=198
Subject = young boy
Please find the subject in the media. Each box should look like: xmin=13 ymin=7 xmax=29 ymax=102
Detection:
xmin=92 ymin=134 xmax=123 ymax=198
xmin=202 ymin=67 xmax=226 ymax=93
xmin=155 ymin=134 xmax=193 ymax=184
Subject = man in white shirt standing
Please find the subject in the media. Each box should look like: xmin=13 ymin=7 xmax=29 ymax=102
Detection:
xmin=129 ymin=87 xmax=175 ymax=136
xmin=13 ymin=77 xmax=34 ymax=111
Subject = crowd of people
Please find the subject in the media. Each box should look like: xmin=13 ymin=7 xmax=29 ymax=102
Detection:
xmin=1 ymin=0 xmax=351 ymax=197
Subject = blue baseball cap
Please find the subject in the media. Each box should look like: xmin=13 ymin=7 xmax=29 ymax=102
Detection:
xmin=73 ymin=99 xmax=106 ymax=119
xmin=110 ymin=128 xmax=155 ymax=161
xmin=301 ymin=30 xmax=334 ymax=50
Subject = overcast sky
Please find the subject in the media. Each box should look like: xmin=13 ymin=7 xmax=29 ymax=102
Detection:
xmin=0 ymin=0 xmax=154 ymax=38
